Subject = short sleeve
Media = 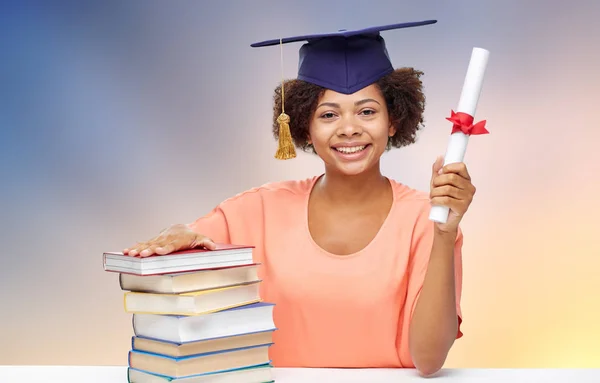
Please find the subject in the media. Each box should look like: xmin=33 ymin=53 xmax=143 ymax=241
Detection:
xmin=184 ymin=187 xmax=268 ymax=265
xmin=397 ymin=209 xmax=464 ymax=367
xmin=187 ymin=205 xmax=231 ymax=244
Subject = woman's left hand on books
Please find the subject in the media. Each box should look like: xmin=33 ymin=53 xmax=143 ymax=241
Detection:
xmin=429 ymin=156 xmax=476 ymax=235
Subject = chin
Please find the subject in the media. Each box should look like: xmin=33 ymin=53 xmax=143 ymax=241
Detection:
xmin=334 ymin=162 xmax=373 ymax=176
xmin=329 ymin=150 xmax=380 ymax=176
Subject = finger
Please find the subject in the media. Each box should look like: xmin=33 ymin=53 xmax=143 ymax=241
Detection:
xmin=192 ymin=235 xmax=217 ymax=251
xmin=432 ymin=156 xmax=444 ymax=176
xmin=442 ymin=162 xmax=470 ymax=180
xmin=138 ymin=229 xmax=177 ymax=257
xmin=134 ymin=237 xmax=168 ymax=257
xmin=154 ymin=234 xmax=217 ymax=254
xmin=430 ymin=196 xmax=469 ymax=216
xmin=430 ymin=185 xmax=469 ymax=201
xmin=432 ymin=173 xmax=473 ymax=190
xmin=124 ymin=245 xmax=143 ymax=255
xmin=154 ymin=243 xmax=176 ymax=255
xmin=155 ymin=236 xmax=188 ymax=255
xmin=155 ymin=228 xmax=201 ymax=254
xmin=431 ymin=155 xmax=444 ymax=188
xmin=139 ymin=246 xmax=159 ymax=258
xmin=126 ymin=241 xmax=149 ymax=257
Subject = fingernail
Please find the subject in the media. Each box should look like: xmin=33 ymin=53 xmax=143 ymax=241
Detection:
xmin=140 ymin=250 xmax=148 ymax=257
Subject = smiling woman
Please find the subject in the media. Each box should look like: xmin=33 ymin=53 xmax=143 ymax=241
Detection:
xmin=123 ymin=20 xmax=479 ymax=377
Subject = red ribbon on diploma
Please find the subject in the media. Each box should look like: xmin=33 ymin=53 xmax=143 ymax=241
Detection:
xmin=447 ymin=110 xmax=489 ymax=135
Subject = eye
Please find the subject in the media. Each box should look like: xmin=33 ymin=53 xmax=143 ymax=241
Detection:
xmin=360 ymin=109 xmax=376 ymax=116
xmin=320 ymin=112 xmax=336 ymax=119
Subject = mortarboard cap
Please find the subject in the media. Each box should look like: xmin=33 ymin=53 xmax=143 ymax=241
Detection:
xmin=251 ymin=20 xmax=437 ymax=159
xmin=251 ymin=20 xmax=437 ymax=94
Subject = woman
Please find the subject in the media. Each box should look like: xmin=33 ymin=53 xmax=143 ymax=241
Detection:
xmin=123 ymin=21 xmax=476 ymax=377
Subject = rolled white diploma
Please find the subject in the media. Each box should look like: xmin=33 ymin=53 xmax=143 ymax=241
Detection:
xmin=429 ymin=47 xmax=490 ymax=224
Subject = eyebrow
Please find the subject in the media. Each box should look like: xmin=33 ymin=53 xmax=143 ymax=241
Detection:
xmin=317 ymin=98 xmax=381 ymax=109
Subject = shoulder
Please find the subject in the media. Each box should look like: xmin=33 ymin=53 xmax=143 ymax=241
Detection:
xmin=388 ymin=178 xmax=430 ymax=214
xmin=387 ymin=178 xmax=458 ymax=236
xmin=216 ymin=176 xmax=318 ymax=209
xmin=254 ymin=177 xmax=317 ymax=196
xmin=387 ymin=178 xmax=464 ymax=246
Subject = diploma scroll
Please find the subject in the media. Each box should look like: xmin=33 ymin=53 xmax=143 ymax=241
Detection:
xmin=429 ymin=47 xmax=490 ymax=224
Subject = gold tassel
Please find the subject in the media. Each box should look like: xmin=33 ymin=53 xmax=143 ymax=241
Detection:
xmin=275 ymin=112 xmax=296 ymax=159
xmin=274 ymin=37 xmax=296 ymax=160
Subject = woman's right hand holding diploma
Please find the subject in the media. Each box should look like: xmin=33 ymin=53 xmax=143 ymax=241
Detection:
xmin=429 ymin=156 xmax=476 ymax=235
xmin=123 ymin=223 xmax=216 ymax=257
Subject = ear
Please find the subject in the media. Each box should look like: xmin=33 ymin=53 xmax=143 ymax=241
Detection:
xmin=388 ymin=123 xmax=396 ymax=137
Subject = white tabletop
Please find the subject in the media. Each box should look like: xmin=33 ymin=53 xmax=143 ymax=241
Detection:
xmin=0 ymin=365 xmax=599 ymax=382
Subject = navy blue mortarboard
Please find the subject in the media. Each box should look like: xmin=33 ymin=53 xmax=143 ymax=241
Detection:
xmin=251 ymin=20 xmax=437 ymax=160
xmin=251 ymin=20 xmax=437 ymax=95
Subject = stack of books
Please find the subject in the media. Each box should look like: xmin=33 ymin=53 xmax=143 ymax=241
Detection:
xmin=103 ymin=244 xmax=276 ymax=383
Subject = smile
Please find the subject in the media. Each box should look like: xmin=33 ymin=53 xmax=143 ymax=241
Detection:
xmin=333 ymin=145 xmax=368 ymax=154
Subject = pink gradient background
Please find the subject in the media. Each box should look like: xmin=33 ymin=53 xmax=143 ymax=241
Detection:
xmin=1 ymin=0 xmax=599 ymax=367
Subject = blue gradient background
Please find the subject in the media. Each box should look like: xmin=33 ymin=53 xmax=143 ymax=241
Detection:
xmin=1 ymin=0 xmax=599 ymax=367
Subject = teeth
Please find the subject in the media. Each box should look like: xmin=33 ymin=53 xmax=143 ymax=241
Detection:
xmin=335 ymin=145 xmax=366 ymax=154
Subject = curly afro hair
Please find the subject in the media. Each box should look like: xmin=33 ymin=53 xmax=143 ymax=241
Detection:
xmin=272 ymin=67 xmax=426 ymax=153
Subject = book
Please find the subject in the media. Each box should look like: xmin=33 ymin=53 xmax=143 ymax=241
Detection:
xmin=128 ymin=344 xmax=272 ymax=378
xmin=104 ymin=244 xmax=254 ymax=275
xmin=132 ymin=302 xmax=276 ymax=343
xmin=119 ymin=264 xmax=260 ymax=294
xmin=131 ymin=330 xmax=274 ymax=358
xmin=124 ymin=282 xmax=261 ymax=315
xmin=127 ymin=363 xmax=274 ymax=382
xmin=104 ymin=241 xmax=275 ymax=382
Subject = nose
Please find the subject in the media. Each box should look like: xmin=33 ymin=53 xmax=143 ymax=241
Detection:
xmin=336 ymin=115 xmax=363 ymax=137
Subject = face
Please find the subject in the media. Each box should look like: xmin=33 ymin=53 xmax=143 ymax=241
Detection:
xmin=308 ymin=84 xmax=395 ymax=176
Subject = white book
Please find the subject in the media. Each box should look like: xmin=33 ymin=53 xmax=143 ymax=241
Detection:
xmin=124 ymin=282 xmax=261 ymax=315
xmin=133 ymin=302 xmax=276 ymax=343
xmin=103 ymin=244 xmax=254 ymax=275
xmin=127 ymin=363 xmax=273 ymax=383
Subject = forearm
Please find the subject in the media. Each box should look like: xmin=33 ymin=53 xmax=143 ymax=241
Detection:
xmin=409 ymin=229 xmax=458 ymax=376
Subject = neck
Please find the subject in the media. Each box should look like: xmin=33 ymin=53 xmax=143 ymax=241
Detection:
xmin=316 ymin=163 xmax=390 ymax=204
